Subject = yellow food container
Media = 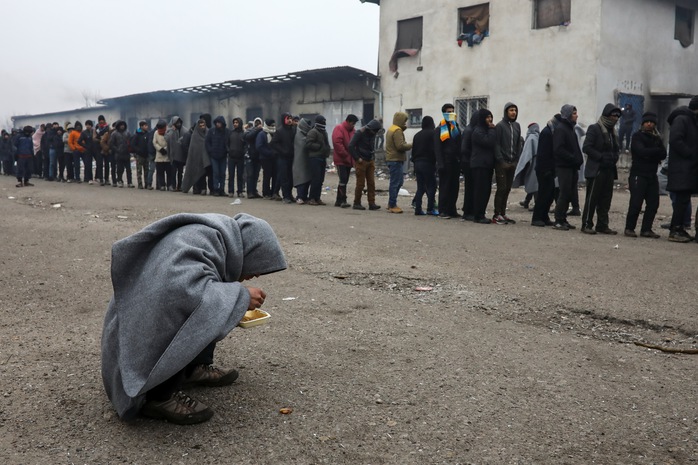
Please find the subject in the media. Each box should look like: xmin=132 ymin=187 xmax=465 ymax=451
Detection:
xmin=238 ymin=309 xmax=271 ymax=328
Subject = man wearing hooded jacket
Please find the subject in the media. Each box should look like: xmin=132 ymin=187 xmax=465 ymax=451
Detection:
xmin=581 ymin=104 xmax=622 ymax=235
xmin=494 ymin=102 xmax=523 ymax=224
xmin=270 ymin=113 xmax=296 ymax=203
xmin=552 ymin=105 xmax=584 ymax=230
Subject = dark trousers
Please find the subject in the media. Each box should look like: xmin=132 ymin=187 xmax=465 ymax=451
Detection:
xmin=276 ymin=157 xmax=294 ymax=200
xmin=136 ymin=156 xmax=149 ymax=187
xmin=82 ymin=152 xmax=93 ymax=182
xmin=533 ymin=170 xmax=555 ymax=223
xmin=210 ymin=157 xmax=227 ymax=194
xmin=73 ymin=152 xmax=83 ymax=181
xmin=16 ymin=157 xmax=32 ymax=182
xmin=494 ymin=162 xmax=516 ymax=216
xmin=3 ymin=159 xmax=14 ymax=175
xmin=62 ymin=153 xmax=73 ymax=180
xmin=104 ymin=154 xmax=116 ymax=184
xmin=670 ymin=191 xmax=693 ymax=230
xmin=195 ymin=166 xmax=213 ymax=194
xmin=261 ymin=158 xmax=277 ymax=197
xmin=335 ymin=165 xmax=351 ymax=205
xmin=116 ymin=158 xmax=132 ymax=185
xmin=619 ymin=124 xmax=633 ymax=151
xmin=145 ymin=342 xmax=217 ymax=402
xmin=228 ymin=157 xmax=245 ymax=194
xmin=309 ymin=157 xmax=326 ymax=201
xmin=461 ymin=165 xmax=474 ymax=218
xmin=414 ymin=159 xmax=437 ymax=213
xmin=554 ymin=167 xmax=578 ymax=223
xmin=34 ymin=151 xmax=43 ymax=178
xmin=581 ymin=168 xmax=615 ymax=230
xmin=93 ymin=152 xmax=104 ymax=181
xmin=173 ymin=160 xmax=185 ymax=190
xmin=471 ymin=167 xmax=494 ymax=220
xmin=246 ymin=157 xmax=261 ymax=195
xmin=438 ymin=160 xmax=461 ymax=217
xmin=43 ymin=150 xmax=51 ymax=179
xmin=156 ymin=162 xmax=173 ymax=189
xmin=296 ymin=182 xmax=310 ymax=202
xmin=626 ymin=174 xmax=660 ymax=232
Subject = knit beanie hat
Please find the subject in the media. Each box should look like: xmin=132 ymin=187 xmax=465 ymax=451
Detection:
xmin=689 ymin=96 xmax=698 ymax=111
xmin=98 ymin=115 xmax=106 ymax=122
xmin=560 ymin=104 xmax=576 ymax=121
xmin=642 ymin=112 xmax=658 ymax=124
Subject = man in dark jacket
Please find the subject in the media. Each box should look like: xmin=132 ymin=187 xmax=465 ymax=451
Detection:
xmin=14 ymin=126 xmax=35 ymax=187
xmin=244 ymin=118 xmax=263 ymax=198
xmin=619 ymin=103 xmax=636 ymax=152
xmin=552 ymin=104 xmax=584 ymax=230
xmin=531 ymin=114 xmax=561 ymax=226
xmin=1 ymin=129 xmax=16 ymax=175
xmin=270 ymin=112 xmax=296 ymax=202
xmin=48 ymin=124 xmax=64 ymax=181
xmin=205 ymin=116 xmax=229 ymax=196
xmin=434 ymin=103 xmax=462 ymax=219
xmin=624 ymin=112 xmax=666 ymax=238
xmin=167 ymin=117 xmax=187 ymax=192
xmin=349 ymin=119 xmax=382 ymax=210
xmin=666 ymin=96 xmax=698 ymax=242
xmin=470 ymin=109 xmax=497 ymax=224
xmin=494 ymin=102 xmax=523 ymax=224
xmin=78 ymin=120 xmax=96 ymax=184
xmin=227 ymin=117 xmax=246 ymax=198
xmin=305 ymin=115 xmax=331 ymax=206
xmin=581 ymin=103 xmax=622 ymax=235
xmin=132 ymin=121 xmax=150 ymax=189
xmin=459 ymin=114 xmax=478 ymax=220
xmin=412 ymin=116 xmax=437 ymax=215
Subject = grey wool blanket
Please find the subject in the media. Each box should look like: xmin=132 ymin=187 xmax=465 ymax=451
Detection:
xmin=101 ymin=213 xmax=287 ymax=420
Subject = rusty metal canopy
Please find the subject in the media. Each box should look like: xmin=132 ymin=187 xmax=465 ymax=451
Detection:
xmin=98 ymin=66 xmax=377 ymax=105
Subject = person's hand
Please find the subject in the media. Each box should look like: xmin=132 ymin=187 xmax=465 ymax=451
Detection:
xmin=247 ymin=287 xmax=266 ymax=309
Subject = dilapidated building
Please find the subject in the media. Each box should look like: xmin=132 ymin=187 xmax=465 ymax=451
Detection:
xmin=13 ymin=67 xmax=379 ymax=138
xmin=367 ymin=0 xmax=697 ymax=135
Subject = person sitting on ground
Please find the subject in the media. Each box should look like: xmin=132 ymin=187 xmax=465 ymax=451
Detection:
xmin=101 ymin=212 xmax=287 ymax=425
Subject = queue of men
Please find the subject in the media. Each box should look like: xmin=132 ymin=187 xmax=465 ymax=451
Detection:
xmin=2 ymin=96 xmax=698 ymax=243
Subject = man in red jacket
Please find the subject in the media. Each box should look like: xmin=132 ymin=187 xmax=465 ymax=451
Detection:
xmin=331 ymin=114 xmax=358 ymax=208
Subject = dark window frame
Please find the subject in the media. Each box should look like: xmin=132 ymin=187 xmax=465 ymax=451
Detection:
xmin=396 ymin=16 xmax=423 ymax=50
xmin=458 ymin=3 xmax=490 ymax=37
xmin=675 ymin=5 xmax=695 ymax=48
xmin=532 ymin=0 xmax=571 ymax=29
xmin=406 ymin=108 xmax=423 ymax=128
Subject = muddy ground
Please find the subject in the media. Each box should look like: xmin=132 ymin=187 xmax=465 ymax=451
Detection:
xmin=0 ymin=171 xmax=696 ymax=465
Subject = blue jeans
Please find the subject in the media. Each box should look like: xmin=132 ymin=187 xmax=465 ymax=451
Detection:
xmin=48 ymin=148 xmax=58 ymax=180
xmin=309 ymin=157 xmax=326 ymax=201
xmin=16 ymin=157 xmax=32 ymax=182
xmin=146 ymin=159 xmax=155 ymax=187
xmin=387 ymin=161 xmax=404 ymax=208
xmin=245 ymin=157 xmax=261 ymax=195
xmin=211 ymin=157 xmax=227 ymax=194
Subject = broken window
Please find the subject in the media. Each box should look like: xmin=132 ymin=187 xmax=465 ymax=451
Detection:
xmin=533 ymin=0 xmax=571 ymax=29
xmin=458 ymin=3 xmax=490 ymax=46
xmin=389 ymin=17 xmax=423 ymax=73
xmin=675 ymin=6 xmax=695 ymax=48
xmin=406 ymin=108 xmax=423 ymax=128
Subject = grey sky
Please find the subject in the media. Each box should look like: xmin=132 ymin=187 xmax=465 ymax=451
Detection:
xmin=0 ymin=0 xmax=379 ymax=126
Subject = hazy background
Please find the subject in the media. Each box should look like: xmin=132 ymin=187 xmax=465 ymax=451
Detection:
xmin=0 ymin=0 xmax=380 ymax=128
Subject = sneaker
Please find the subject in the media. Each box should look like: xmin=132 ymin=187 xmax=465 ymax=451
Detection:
xmin=316 ymin=199 xmax=326 ymax=206
xmin=88 ymin=180 xmax=94 ymax=185
xmin=183 ymin=364 xmax=239 ymax=388
xmin=352 ymin=204 xmax=366 ymax=210
xmin=415 ymin=210 xmax=426 ymax=216
xmin=564 ymin=222 xmax=577 ymax=230
xmin=553 ymin=222 xmax=570 ymax=231
xmin=141 ymin=390 xmax=214 ymax=425
xmin=519 ymin=200 xmax=529 ymax=209
xmin=138 ymin=184 xmax=144 ymax=189
xmin=228 ymin=193 xmax=236 ymax=198
xmin=462 ymin=214 xmax=475 ymax=221
xmin=640 ymin=230 xmax=660 ymax=239
xmin=660 ymin=222 xmax=671 ymax=230
xmin=15 ymin=182 xmax=23 ymax=187
xmin=340 ymin=202 xmax=351 ymax=208
xmin=100 ymin=181 xmax=105 ymax=186
xmin=596 ymin=228 xmax=618 ymax=235
xmin=476 ymin=218 xmax=492 ymax=224
xmin=427 ymin=210 xmax=440 ymax=216
xmin=147 ymin=186 xmax=154 ymax=190
xmin=438 ymin=213 xmax=452 ymax=219
xmin=128 ymin=184 xmax=135 ymax=188
xmin=668 ymin=229 xmax=692 ymax=243
xmin=492 ymin=215 xmax=507 ymax=225
xmin=237 ymin=193 xmax=245 ymax=198
xmin=567 ymin=209 xmax=581 ymax=216
xmin=502 ymin=215 xmax=516 ymax=224
xmin=334 ymin=200 xmax=343 ymax=207
xmin=624 ymin=229 xmax=637 ymax=238
xmin=271 ymin=194 xmax=282 ymax=201
xmin=111 ymin=182 xmax=117 ymax=187
xmin=282 ymin=198 xmax=294 ymax=204
xmin=296 ymin=198 xmax=306 ymax=205
xmin=581 ymin=227 xmax=597 ymax=235
xmin=368 ymin=204 xmax=381 ymax=211
xmin=531 ymin=220 xmax=546 ymax=227
xmin=248 ymin=193 xmax=262 ymax=199
xmin=307 ymin=199 xmax=319 ymax=206
xmin=117 ymin=182 xmax=124 ymax=188
xmin=24 ymin=181 xmax=34 ymax=187
xmin=388 ymin=206 xmax=403 ymax=214
xmin=263 ymin=195 xmax=272 ymax=200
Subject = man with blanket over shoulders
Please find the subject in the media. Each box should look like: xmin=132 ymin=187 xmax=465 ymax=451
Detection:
xmin=101 ymin=213 xmax=287 ymax=425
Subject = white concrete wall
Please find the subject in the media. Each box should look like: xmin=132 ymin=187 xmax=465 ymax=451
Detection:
xmin=378 ymin=0 xmax=698 ymax=133
xmin=12 ymin=107 xmax=119 ymax=130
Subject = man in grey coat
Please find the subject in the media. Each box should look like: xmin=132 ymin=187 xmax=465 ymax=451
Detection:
xmin=101 ymin=213 xmax=287 ymax=424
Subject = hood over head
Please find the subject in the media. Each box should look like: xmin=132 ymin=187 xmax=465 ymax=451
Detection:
xmin=527 ymin=122 xmax=540 ymax=134
xmin=213 ymin=116 xmax=227 ymax=128
xmin=169 ymin=116 xmax=183 ymax=127
xmin=232 ymin=117 xmax=244 ymax=131
xmin=475 ymin=109 xmax=493 ymax=127
xmin=503 ymin=102 xmax=518 ymax=121
xmin=392 ymin=111 xmax=409 ymax=128
xmin=689 ymin=95 xmax=698 ymax=111
xmin=366 ymin=119 xmax=382 ymax=132
xmin=667 ymin=106 xmax=696 ymax=125
xmin=560 ymin=104 xmax=576 ymax=122
xmin=281 ymin=112 xmax=293 ymax=126
xmin=601 ymin=103 xmax=621 ymax=117
xmin=199 ymin=114 xmax=212 ymax=129
xmin=115 ymin=120 xmax=127 ymax=131
xmin=298 ymin=118 xmax=312 ymax=135
xmin=253 ymin=117 xmax=263 ymax=127
xmin=421 ymin=116 xmax=435 ymax=130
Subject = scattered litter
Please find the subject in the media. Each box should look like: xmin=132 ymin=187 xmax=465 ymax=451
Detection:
xmin=92 ymin=214 xmax=99 ymax=218
xmin=8 ymin=196 xmax=15 ymax=200
xmin=117 ymin=215 xmax=128 ymax=219
xmin=613 ymin=244 xmax=619 ymax=249
xmin=52 ymin=204 xmax=62 ymax=209
xmin=333 ymin=275 xmax=348 ymax=279
xmin=293 ymin=241 xmax=306 ymax=245
xmin=414 ymin=286 xmax=434 ymax=292
xmin=398 ymin=188 xmax=410 ymax=196
xmin=279 ymin=407 xmax=293 ymax=415
xmin=230 ymin=198 xmax=242 ymax=205
xmin=282 ymin=297 xmax=296 ymax=301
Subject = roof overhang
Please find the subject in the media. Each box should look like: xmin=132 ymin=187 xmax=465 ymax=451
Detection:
xmin=650 ymin=91 xmax=695 ymax=100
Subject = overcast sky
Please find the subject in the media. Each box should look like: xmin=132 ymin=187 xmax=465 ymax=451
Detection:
xmin=0 ymin=0 xmax=379 ymax=127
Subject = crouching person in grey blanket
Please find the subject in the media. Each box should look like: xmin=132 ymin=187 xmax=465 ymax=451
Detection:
xmin=101 ymin=213 xmax=287 ymax=425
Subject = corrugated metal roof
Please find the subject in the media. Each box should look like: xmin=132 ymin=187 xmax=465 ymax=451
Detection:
xmin=98 ymin=66 xmax=377 ymax=105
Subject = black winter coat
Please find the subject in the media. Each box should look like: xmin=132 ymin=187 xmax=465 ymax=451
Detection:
xmin=244 ymin=127 xmax=263 ymax=159
xmin=270 ymin=124 xmax=295 ymax=159
xmin=227 ymin=128 xmax=245 ymax=159
xmin=535 ymin=117 xmax=560 ymax=174
xmin=630 ymin=130 xmax=666 ymax=177
xmin=666 ymin=106 xmax=698 ymax=193
xmin=469 ymin=125 xmax=496 ymax=169
xmin=412 ymin=128 xmax=435 ymax=165
xmin=205 ymin=116 xmax=229 ymax=160
xmin=583 ymin=122 xmax=620 ymax=179
xmin=434 ymin=124 xmax=461 ymax=170
xmin=132 ymin=129 xmax=149 ymax=157
xmin=553 ymin=119 xmax=583 ymax=169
